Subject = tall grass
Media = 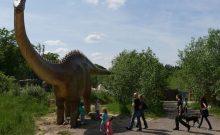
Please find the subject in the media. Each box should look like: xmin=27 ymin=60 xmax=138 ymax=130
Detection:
xmin=0 ymin=94 xmax=52 ymax=135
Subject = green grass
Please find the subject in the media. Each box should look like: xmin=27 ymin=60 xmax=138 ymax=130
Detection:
xmin=104 ymin=102 xmax=120 ymax=114
xmin=57 ymin=130 xmax=73 ymax=135
xmin=208 ymin=105 xmax=220 ymax=117
xmin=0 ymin=95 xmax=52 ymax=135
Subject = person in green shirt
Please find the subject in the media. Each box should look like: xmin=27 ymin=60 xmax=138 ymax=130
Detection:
xmin=79 ymin=102 xmax=86 ymax=125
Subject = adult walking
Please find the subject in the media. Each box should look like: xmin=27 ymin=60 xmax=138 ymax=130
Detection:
xmin=197 ymin=96 xmax=212 ymax=130
xmin=173 ymin=94 xmax=190 ymax=132
xmin=138 ymin=94 xmax=148 ymax=129
xmin=126 ymin=92 xmax=142 ymax=131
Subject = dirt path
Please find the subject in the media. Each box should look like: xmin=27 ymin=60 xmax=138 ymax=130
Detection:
xmin=36 ymin=102 xmax=220 ymax=135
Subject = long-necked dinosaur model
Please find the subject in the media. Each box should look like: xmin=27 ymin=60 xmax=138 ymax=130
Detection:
xmin=14 ymin=0 xmax=110 ymax=128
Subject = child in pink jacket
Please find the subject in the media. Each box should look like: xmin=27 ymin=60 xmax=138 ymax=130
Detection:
xmin=106 ymin=117 xmax=113 ymax=135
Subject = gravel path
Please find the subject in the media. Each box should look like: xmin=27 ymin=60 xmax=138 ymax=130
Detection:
xmin=36 ymin=101 xmax=220 ymax=135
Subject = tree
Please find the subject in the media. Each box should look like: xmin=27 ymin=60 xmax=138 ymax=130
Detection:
xmin=175 ymin=29 xmax=220 ymax=104
xmin=0 ymin=28 xmax=33 ymax=79
xmin=103 ymin=48 xmax=166 ymax=114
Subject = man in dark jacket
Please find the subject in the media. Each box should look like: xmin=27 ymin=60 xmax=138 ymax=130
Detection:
xmin=126 ymin=92 xmax=142 ymax=131
xmin=173 ymin=94 xmax=190 ymax=132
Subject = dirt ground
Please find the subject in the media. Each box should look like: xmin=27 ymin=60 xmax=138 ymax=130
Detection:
xmin=36 ymin=102 xmax=220 ymax=135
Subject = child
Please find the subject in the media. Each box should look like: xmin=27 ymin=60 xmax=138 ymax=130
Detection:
xmin=79 ymin=102 xmax=86 ymax=125
xmin=95 ymin=99 xmax=101 ymax=120
xmin=100 ymin=108 xmax=108 ymax=134
xmin=106 ymin=116 xmax=113 ymax=135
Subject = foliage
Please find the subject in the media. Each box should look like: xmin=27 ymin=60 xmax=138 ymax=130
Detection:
xmin=0 ymin=28 xmax=35 ymax=79
xmin=103 ymin=48 xmax=166 ymax=114
xmin=43 ymin=52 xmax=59 ymax=61
xmin=173 ymin=29 xmax=220 ymax=103
xmin=0 ymin=28 xmax=60 ymax=80
xmin=20 ymin=85 xmax=48 ymax=102
xmin=104 ymin=102 xmax=121 ymax=114
xmin=0 ymin=72 xmax=18 ymax=94
xmin=0 ymin=95 xmax=51 ymax=135
xmin=90 ymin=90 xmax=113 ymax=104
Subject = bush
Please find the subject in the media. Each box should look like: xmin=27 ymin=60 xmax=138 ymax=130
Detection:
xmin=0 ymin=72 xmax=17 ymax=94
xmin=103 ymin=49 xmax=166 ymax=115
xmin=21 ymin=85 xmax=48 ymax=102
xmin=90 ymin=90 xmax=113 ymax=104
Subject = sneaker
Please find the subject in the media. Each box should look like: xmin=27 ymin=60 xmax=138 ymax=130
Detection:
xmin=126 ymin=127 xmax=131 ymax=130
xmin=173 ymin=128 xmax=179 ymax=130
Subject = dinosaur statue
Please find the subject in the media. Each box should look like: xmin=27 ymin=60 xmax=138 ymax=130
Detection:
xmin=14 ymin=0 xmax=110 ymax=127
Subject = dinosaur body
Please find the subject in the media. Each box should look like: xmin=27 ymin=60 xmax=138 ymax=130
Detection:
xmin=14 ymin=0 xmax=110 ymax=127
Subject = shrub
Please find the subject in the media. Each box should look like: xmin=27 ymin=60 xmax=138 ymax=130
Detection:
xmin=90 ymin=90 xmax=113 ymax=104
xmin=21 ymin=85 xmax=48 ymax=102
xmin=0 ymin=72 xmax=17 ymax=94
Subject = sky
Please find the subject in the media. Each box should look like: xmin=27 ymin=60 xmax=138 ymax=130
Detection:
xmin=1 ymin=0 xmax=220 ymax=68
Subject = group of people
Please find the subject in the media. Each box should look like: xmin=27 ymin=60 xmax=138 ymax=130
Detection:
xmin=99 ymin=108 xmax=114 ymax=135
xmin=78 ymin=99 xmax=113 ymax=135
xmin=126 ymin=92 xmax=148 ymax=131
xmin=125 ymin=92 xmax=213 ymax=133
xmin=174 ymin=95 xmax=212 ymax=132
xmin=95 ymin=100 xmax=113 ymax=135
xmin=74 ymin=93 xmax=213 ymax=134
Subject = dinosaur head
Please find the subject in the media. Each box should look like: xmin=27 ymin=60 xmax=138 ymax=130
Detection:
xmin=14 ymin=0 xmax=26 ymax=12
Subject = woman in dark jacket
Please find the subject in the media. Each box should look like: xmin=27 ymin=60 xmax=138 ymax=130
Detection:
xmin=197 ymin=96 xmax=212 ymax=130
xmin=138 ymin=94 xmax=148 ymax=129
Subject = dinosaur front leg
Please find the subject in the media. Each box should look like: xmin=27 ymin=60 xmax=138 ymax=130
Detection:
xmin=65 ymin=101 xmax=71 ymax=120
xmin=83 ymin=86 xmax=91 ymax=113
xmin=70 ymin=99 xmax=80 ymax=128
xmin=56 ymin=98 xmax=65 ymax=125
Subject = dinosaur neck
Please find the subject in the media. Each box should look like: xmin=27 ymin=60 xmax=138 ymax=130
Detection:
xmin=14 ymin=10 xmax=61 ymax=85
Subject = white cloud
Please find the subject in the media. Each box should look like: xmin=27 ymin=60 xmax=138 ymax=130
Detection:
xmin=84 ymin=0 xmax=99 ymax=5
xmin=90 ymin=52 xmax=113 ymax=68
xmin=84 ymin=33 xmax=104 ymax=43
xmin=43 ymin=40 xmax=66 ymax=46
xmin=53 ymin=48 xmax=69 ymax=57
xmin=106 ymin=0 xmax=126 ymax=10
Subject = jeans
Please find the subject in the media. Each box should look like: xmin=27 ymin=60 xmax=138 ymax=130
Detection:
xmin=139 ymin=110 xmax=148 ymax=128
xmin=198 ymin=116 xmax=212 ymax=129
xmin=80 ymin=115 xmax=85 ymax=124
xmin=128 ymin=110 xmax=141 ymax=129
